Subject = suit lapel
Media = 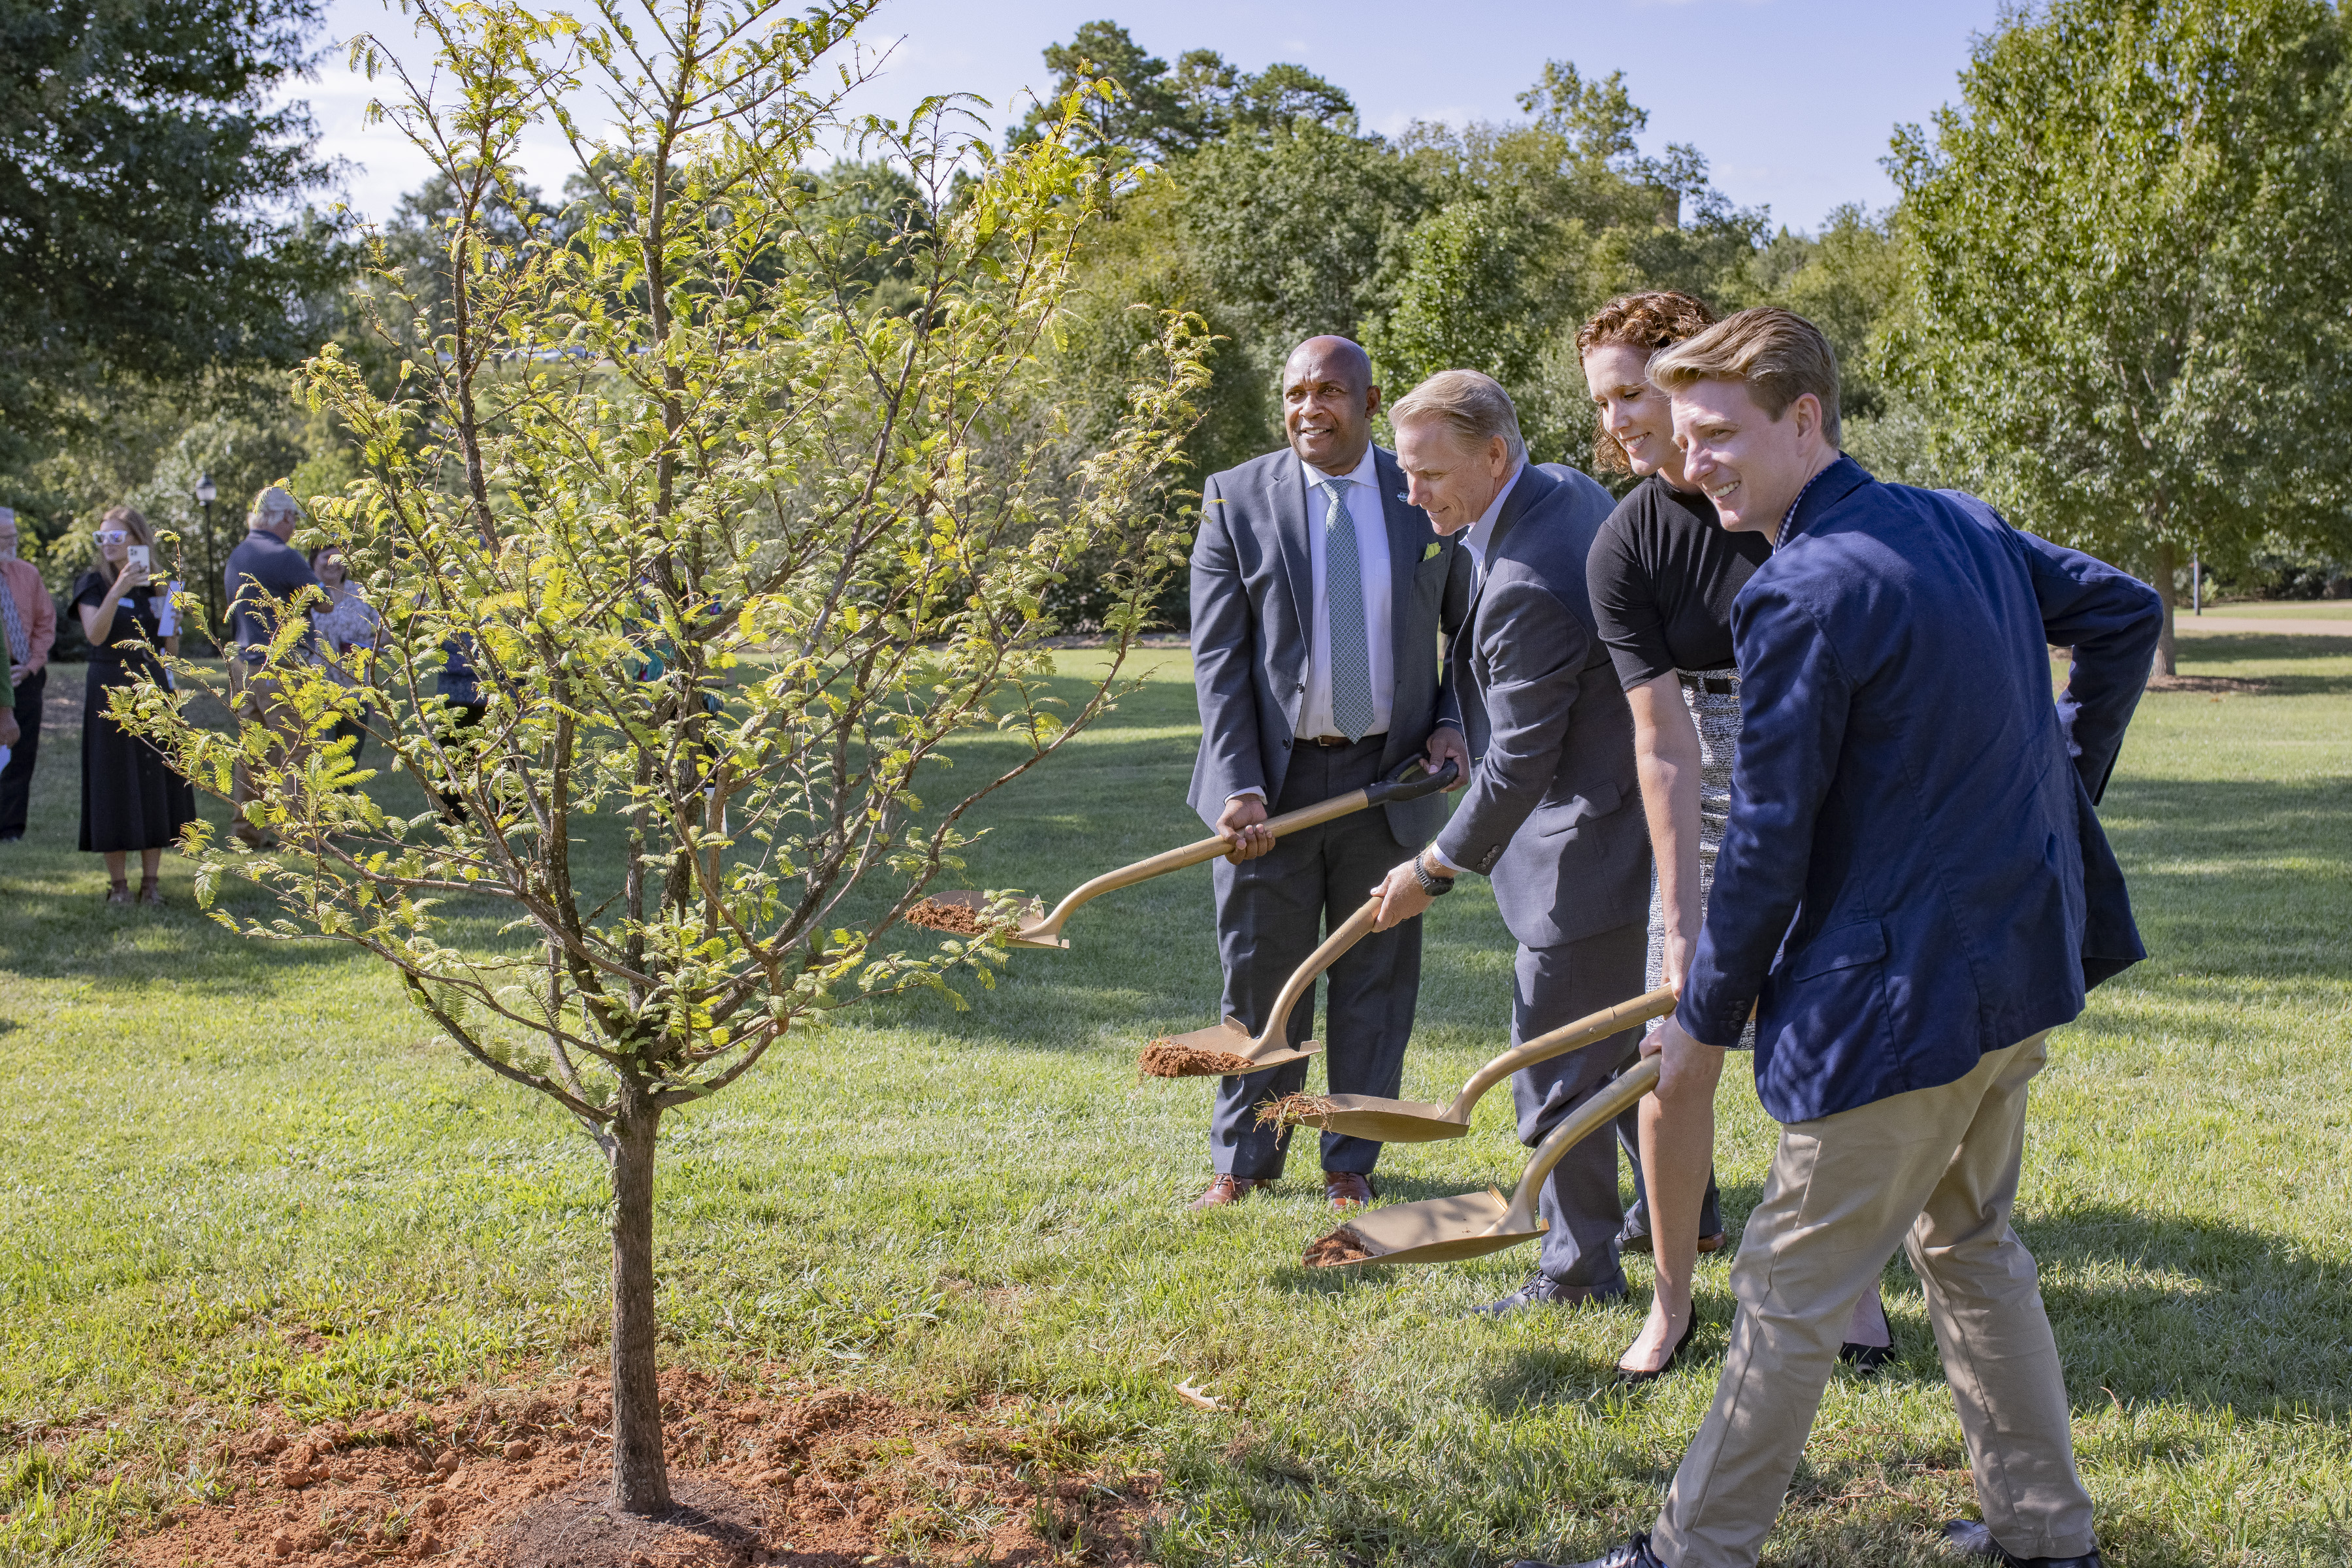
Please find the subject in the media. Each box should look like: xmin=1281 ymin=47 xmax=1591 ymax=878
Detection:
xmin=1376 ymin=449 xmax=1429 ymax=689
xmin=1265 ymin=458 xmax=1313 ymax=645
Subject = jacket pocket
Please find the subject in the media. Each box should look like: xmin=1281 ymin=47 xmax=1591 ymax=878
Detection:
xmin=1529 ymin=779 xmax=1624 ymax=838
xmin=1788 ymin=919 xmax=1888 ymax=981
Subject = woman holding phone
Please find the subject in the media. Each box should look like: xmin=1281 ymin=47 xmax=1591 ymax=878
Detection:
xmin=73 ymin=505 xmax=194 ymax=904
xmin=1579 ymin=293 xmax=1892 ymax=1380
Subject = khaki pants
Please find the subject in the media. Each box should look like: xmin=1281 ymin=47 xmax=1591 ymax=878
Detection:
xmin=1652 ymin=1032 xmax=2095 ymax=1567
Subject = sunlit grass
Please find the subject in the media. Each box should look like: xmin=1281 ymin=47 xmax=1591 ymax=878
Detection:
xmin=2 ymin=636 xmax=2347 ymax=1566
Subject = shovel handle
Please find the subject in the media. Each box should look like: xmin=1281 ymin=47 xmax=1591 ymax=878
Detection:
xmin=1260 ymin=896 xmax=1384 ymax=1047
xmin=1447 ymin=986 xmax=1678 ymax=1117
xmin=1030 ymin=759 xmax=1458 ymax=934
xmin=1496 ymin=1055 xmax=1663 ymax=1235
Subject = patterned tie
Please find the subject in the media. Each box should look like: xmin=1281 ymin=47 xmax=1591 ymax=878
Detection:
xmin=0 ymin=568 xmax=26 ymax=666
xmin=1320 ymin=479 xmax=1375 ymax=742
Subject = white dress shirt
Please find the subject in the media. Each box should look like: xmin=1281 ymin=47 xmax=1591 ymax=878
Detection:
xmin=1424 ymin=460 xmax=1524 ymax=873
xmin=1228 ymin=446 xmax=1396 ymax=805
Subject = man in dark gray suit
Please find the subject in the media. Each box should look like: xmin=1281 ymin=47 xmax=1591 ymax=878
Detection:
xmin=1187 ymin=335 xmax=1475 ymax=1211
xmin=1371 ymin=370 xmax=1654 ymax=1311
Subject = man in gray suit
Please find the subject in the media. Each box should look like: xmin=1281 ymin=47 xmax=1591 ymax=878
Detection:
xmin=1371 ymin=370 xmax=1654 ymax=1311
xmin=1187 ymin=335 xmax=1475 ymax=1210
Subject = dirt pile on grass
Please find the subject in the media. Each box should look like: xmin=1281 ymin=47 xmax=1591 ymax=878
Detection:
xmin=123 ymin=1366 xmax=1158 ymax=1568
xmin=1255 ymin=1094 xmax=1336 ymax=1128
xmin=1300 ymin=1227 xmax=1376 ymax=1267
xmin=1137 ymin=1041 xmax=1258 ymax=1077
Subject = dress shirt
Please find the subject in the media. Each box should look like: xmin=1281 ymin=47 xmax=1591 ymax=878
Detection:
xmin=1 ymin=557 xmax=57 ymax=674
xmin=1298 ymin=445 xmax=1395 ymax=740
xmin=1424 ymin=460 xmax=1526 ymax=874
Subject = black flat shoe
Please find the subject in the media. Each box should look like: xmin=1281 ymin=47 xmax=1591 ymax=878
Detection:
xmin=1616 ymin=1314 xmax=1697 ymax=1385
xmin=1840 ymin=1340 xmax=1895 ymax=1376
xmin=1507 ymin=1531 xmax=1667 ymax=1568
xmin=1942 ymin=1518 xmax=2102 ymax=1567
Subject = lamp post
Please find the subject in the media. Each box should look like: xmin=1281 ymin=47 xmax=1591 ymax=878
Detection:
xmin=195 ymin=474 xmax=218 ymax=640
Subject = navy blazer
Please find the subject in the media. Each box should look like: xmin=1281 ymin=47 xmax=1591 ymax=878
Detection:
xmin=1187 ymin=446 xmax=1474 ymax=845
xmin=1433 ymin=463 xmax=1650 ymax=949
xmin=1678 ymin=457 xmax=2161 ymax=1122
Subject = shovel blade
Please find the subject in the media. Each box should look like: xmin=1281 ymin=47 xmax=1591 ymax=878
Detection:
xmin=1282 ymin=1093 xmax=1470 ymax=1143
xmin=1157 ymin=1018 xmax=1319 ymax=1069
xmin=911 ymin=889 xmax=1066 ymax=949
xmin=1306 ymin=1188 xmax=1545 ymax=1267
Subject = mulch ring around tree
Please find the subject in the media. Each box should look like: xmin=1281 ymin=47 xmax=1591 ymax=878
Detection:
xmin=125 ymin=1366 xmax=1160 ymax=1568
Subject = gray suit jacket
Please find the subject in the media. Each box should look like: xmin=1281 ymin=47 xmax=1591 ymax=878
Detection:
xmin=1434 ymin=463 xmax=1651 ymax=949
xmin=1188 ymin=446 xmax=1475 ymax=844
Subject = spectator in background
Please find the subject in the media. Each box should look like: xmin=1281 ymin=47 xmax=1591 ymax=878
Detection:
xmin=222 ymin=486 xmax=318 ymax=847
xmin=0 ymin=506 xmax=58 ymax=840
xmin=73 ymin=506 xmax=194 ymax=905
xmin=309 ymin=544 xmax=380 ymax=766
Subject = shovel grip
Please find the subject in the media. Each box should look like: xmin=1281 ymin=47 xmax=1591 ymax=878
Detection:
xmin=1260 ymin=896 xmax=1383 ymax=1046
xmin=1450 ymin=986 xmax=1678 ymax=1114
xmin=1497 ymin=1055 xmax=1663 ymax=1234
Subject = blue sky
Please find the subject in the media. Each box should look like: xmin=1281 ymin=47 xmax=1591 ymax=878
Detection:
xmin=305 ymin=0 xmax=2008 ymax=231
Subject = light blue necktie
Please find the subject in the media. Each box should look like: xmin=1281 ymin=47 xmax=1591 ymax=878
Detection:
xmin=1320 ymin=479 xmax=1375 ymax=742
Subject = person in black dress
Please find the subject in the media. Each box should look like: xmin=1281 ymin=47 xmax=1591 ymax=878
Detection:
xmin=1579 ymin=293 xmax=1891 ymax=1380
xmin=74 ymin=505 xmax=195 ymax=904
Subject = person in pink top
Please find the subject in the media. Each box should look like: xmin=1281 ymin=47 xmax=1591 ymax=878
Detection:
xmin=0 ymin=506 xmax=59 ymax=840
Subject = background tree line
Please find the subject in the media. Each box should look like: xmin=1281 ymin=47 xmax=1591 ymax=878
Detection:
xmin=6 ymin=0 xmax=2352 ymax=670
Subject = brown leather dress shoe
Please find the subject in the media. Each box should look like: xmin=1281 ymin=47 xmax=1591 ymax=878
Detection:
xmin=1188 ymin=1175 xmax=1266 ymax=1209
xmin=1322 ymin=1171 xmax=1377 ymax=1209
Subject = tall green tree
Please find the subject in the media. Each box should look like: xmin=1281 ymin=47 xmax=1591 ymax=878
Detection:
xmin=119 ymin=0 xmax=1209 ymax=1516
xmin=0 ymin=0 xmax=349 ymax=468
xmin=1889 ymin=0 xmax=2352 ymax=673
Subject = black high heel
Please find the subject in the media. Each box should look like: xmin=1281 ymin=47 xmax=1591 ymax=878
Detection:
xmin=1615 ymin=1313 xmax=1697 ymax=1385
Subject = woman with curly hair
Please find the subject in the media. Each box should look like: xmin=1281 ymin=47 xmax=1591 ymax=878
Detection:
xmin=1579 ymin=292 xmax=1891 ymax=1381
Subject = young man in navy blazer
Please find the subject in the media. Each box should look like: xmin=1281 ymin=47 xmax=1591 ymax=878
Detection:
xmin=1522 ymin=310 xmax=2159 ymax=1568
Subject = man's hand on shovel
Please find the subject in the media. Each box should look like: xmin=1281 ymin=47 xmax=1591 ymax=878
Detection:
xmin=1424 ymin=725 xmax=1470 ymax=789
xmin=1217 ymin=793 xmax=1276 ymax=862
xmin=1371 ymin=848 xmax=1448 ymax=930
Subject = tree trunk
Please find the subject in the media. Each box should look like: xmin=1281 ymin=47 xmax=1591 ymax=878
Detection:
xmin=608 ymin=1081 xmax=672 ymax=1514
xmin=2151 ymin=538 xmax=2179 ymax=679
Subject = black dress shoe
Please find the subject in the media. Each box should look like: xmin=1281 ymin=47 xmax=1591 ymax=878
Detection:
xmin=1942 ymin=1518 xmax=2102 ymax=1567
xmin=1507 ymin=1530 xmax=1666 ymax=1568
xmin=1840 ymin=1340 xmax=1896 ymax=1376
xmin=1615 ymin=1315 xmax=1698 ymax=1385
xmin=1470 ymin=1273 xmax=1625 ymax=1318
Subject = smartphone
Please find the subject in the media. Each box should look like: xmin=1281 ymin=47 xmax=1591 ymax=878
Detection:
xmin=126 ymin=544 xmax=151 ymax=572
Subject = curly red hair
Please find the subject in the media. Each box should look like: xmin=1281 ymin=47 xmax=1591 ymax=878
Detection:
xmin=1575 ymin=291 xmax=1719 ymax=474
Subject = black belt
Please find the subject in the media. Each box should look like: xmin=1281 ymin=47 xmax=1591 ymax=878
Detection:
xmin=1678 ymin=673 xmax=1736 ymax=695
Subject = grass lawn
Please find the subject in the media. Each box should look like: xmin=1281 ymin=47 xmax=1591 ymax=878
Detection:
xmin=2188 ymin=601 xmax=2352 ymax=620
xmin=3 ymin=634 xmax=2349 ymax=1568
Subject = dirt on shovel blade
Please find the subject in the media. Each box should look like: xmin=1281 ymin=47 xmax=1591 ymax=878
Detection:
xmin=1301 ymin=1226 xmax=1377 ymax=1267
xmin=906 ymin=897 xmax=996 ymax=937
xmin=1256 ymin=1093 xmax=1337 ymax=1128
xmin=1138 ymin=1040 xmax=1260 ymax=1077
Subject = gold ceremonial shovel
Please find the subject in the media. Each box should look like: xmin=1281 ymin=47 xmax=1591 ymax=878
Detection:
xmin=1265 ymin=985 xmax=1677 ymax=1143
xmin=1300 ymin=1055 xmax=1663 ymax=1268
xmin=1137 ymin=895 xmax=1384 ymax=1077
xmin=908 ymin=758 xmax=1458 ymax=950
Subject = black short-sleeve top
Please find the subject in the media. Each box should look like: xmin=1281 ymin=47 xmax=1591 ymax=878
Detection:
xmin=71 ymin=570 xmax=169 ymax=664
xmin=1587 ymin=474 xmax=1774 ymax=691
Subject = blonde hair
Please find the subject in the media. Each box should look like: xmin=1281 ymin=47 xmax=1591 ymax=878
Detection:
xmin=248 ymin=484 xmax=301 ymax=531
xmin=95 ymin=504 xmax=155 ymax=564
xmin=1646 ymin=307 xmax=1842 ymax=446
xmin=1388 ymin=370 xmax=1527 ymax=463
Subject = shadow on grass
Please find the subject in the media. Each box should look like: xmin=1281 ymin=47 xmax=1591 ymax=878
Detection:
xmin=2172 ymin=634 xmax=2352 ymax=681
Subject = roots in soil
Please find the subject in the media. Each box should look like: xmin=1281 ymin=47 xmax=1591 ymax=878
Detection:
xmin=1258 ymin=1093 xmax=1337 ymax=1128
xmin=1301 ymin=1226 xmax=1376 ymax=1267
xmin=1137 ymin=1040 xmax=1260 ymax=1077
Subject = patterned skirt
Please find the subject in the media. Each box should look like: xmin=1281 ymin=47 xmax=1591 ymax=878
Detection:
xmin=1645 ymin=669 xmax=1756 ymax=1049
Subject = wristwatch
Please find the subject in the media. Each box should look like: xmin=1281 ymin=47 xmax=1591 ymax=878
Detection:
xmin=1411 ymin=847 xmax=1457 ymax=896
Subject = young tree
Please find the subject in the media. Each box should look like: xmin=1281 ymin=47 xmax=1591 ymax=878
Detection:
xmin=116 ymin=0 xmax=1207 ymax=1515
xmin=1889 ymin=0 xmax=2352 ymax=673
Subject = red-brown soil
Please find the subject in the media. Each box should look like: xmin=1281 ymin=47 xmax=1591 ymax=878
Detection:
xmin=122 ymin=1367 xmax=1157 ymax=1568
xmin=1135 ymin=1043 xmax=1256 ymax=1079
xmin=905 ymin=898 xmax=997 ymax=938
xmin=1300 ymin=1228 xmax=1375 ymax=1268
